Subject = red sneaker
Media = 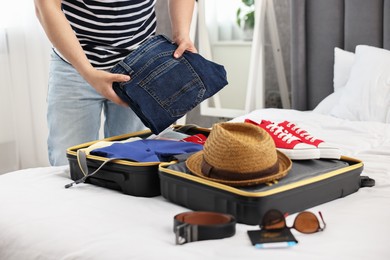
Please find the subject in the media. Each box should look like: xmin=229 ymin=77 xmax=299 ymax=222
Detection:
xmin=278 ymin=121 xmax=341 ymax=159
xmin=245 ymin=119 xmax=320 ymax=160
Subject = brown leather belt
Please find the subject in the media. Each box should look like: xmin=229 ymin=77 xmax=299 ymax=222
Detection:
xmin=174 ymin=211 xmax=236 ymax=245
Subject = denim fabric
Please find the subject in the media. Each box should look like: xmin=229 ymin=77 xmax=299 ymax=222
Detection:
xmin=110 ymin=35 xmax=228 ymax=134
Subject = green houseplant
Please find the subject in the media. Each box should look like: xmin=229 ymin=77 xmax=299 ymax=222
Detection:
xmin=236 ymin=0 xmax=255 ymax=40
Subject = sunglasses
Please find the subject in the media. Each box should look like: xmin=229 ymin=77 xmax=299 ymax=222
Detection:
xmin=260 ymin=209 xmax=326 ymax=234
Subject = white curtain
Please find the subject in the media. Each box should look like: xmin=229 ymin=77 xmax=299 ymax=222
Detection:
xmin=0 ymin=1 xmax=51 ymax=173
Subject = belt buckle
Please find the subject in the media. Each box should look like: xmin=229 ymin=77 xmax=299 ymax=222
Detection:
xmin=175 ymin=223 xmax=199 ymax=245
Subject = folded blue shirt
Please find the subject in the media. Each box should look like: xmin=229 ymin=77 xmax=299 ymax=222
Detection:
xmin=90 ymin=139 xmax=203 ymax=162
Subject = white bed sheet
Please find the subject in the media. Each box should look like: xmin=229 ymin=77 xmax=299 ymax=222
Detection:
xmin=1 ymin=109 xmax=389 ymax=260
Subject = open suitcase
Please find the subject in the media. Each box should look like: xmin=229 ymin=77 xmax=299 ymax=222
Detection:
xmin=67 ymin=122 xmax=369 ymax=225
xmin=66 ymin=125 xmax=210 ymax=197
xmin=159 ymin=155 xmax=365 ymax=225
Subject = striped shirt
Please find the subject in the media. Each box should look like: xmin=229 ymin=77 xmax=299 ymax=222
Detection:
xmin=60 ymin=0 xmax=157 ymax=69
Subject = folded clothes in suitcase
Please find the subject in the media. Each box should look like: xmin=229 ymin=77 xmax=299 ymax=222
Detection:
xmin=158 ymin=122 xmax=368 ymax=225
xmin=66 ymin=125 xmax=210 ymax=197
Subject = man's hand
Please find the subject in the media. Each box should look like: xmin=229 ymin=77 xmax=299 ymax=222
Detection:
xmin=173 ymin=36 xmax=197 ymax=58
xmin=84 ymin=68 xmax=130 ymax=106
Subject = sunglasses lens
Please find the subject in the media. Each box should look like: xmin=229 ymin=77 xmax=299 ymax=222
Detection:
xmin=294 ymin=211 xmax=320 ymax=233
xmin=261 ymin=210 xmax=286 ymax=230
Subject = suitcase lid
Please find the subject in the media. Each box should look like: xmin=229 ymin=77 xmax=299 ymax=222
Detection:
xmin=159 ymin=156 xmax=364 ymax=197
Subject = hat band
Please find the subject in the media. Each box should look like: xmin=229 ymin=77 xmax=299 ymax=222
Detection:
xmin=200 ymin=156 xmax=280 ymax=181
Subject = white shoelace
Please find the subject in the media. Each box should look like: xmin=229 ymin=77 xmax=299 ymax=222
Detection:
xmin=287 ymin=122 xmax=316 ymax=142
xmin=266 ymin=123 xmax=301 ymax=144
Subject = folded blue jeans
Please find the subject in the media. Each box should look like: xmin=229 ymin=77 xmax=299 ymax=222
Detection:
xmin=110 ymin=35 xmax=228 ymax=134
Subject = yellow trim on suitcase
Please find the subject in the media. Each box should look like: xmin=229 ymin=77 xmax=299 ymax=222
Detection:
xmin=159 ymin=156 xmax=363 ymax=197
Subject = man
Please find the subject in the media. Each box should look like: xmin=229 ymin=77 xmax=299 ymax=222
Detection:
xmin=34 ymin=0 xmax=196 ymax=165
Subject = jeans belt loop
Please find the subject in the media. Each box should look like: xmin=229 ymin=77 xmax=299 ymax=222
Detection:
xmin=118 ymin=60 xmax=133 ymax=75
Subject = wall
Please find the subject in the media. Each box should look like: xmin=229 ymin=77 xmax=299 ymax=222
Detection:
xmin=155 ymin=0 xmax=172 ymax=38
xmin=0 ymin=29 xmax=18 ymax=174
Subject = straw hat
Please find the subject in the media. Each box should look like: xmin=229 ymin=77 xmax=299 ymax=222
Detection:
xmin=185 ymin=122 xmax=292 ymax=187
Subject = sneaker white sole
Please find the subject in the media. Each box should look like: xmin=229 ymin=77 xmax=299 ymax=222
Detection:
xmin=277 ymin=147 xmax=321 ymax=160
xmin=317 ymin=143 xmax=341 ymax=159
xmin=319 ymin=148 xmax=341 ymax=159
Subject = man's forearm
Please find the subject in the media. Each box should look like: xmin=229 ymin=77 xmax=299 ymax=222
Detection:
xmin=168 ymin=0 xmax=195 ymax=41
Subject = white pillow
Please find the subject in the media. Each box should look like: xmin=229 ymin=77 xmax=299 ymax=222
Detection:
xmin=333 ymin=47 xmax=355 ymax=91
xmin=313 ymin=88 xmax=345 ymax=115
xmin=330 ymin=45 xmax=390 ymax=122
xmin=313 ymin=47 xmax=354 ymax=114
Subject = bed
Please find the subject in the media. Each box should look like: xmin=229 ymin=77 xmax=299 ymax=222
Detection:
xmin=1 ymin=0 xmax=390 ymax=259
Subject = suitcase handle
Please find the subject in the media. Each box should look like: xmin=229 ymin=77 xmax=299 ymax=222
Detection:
xmin=360 ymin=176 xmax=375 ymax=187
xmin=65 ymin=150 xmax=125 ymax=188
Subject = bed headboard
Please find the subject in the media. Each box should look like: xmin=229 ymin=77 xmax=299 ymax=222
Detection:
xmin=290 ymin=0 xmax=390 ymax=110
